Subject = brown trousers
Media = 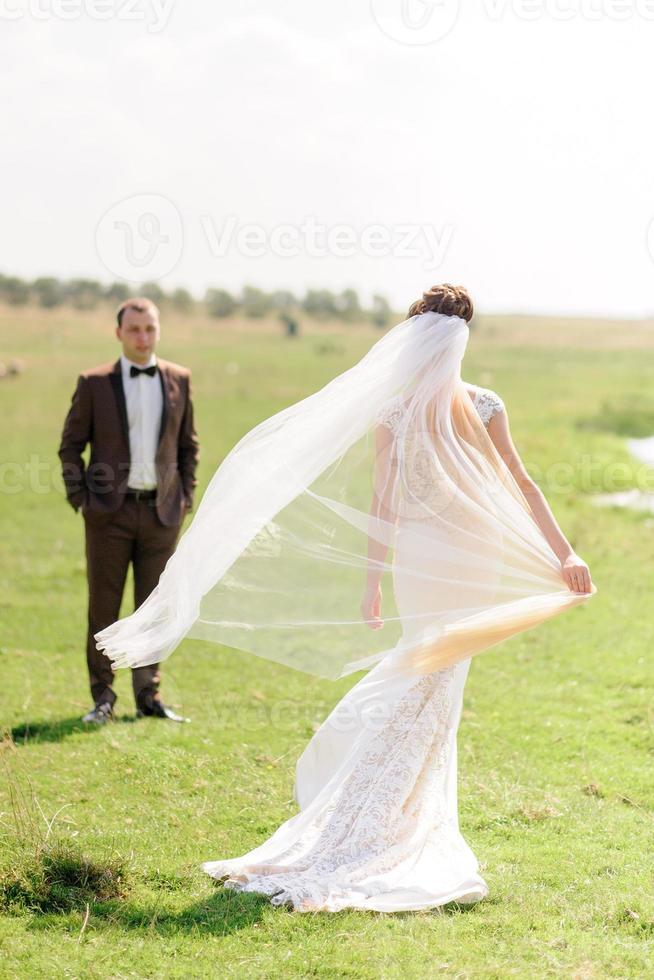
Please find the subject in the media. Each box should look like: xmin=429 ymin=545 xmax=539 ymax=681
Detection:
xmin=85 ymin=496 xmax=181 ymax=710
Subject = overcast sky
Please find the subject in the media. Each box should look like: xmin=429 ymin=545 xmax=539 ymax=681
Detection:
xmin=2 ymin=0 xmax=654 ymax=316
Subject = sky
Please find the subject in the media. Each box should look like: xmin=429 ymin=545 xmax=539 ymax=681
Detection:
xmin=2 ymin=0 xmax=654 ymax=316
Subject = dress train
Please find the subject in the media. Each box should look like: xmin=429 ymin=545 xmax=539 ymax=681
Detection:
xmin=202 ymin=652 xmax=487 ymax=912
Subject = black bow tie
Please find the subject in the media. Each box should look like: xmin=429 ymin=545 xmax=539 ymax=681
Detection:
xmin=130 ymin=364 xmax=157 ymax=378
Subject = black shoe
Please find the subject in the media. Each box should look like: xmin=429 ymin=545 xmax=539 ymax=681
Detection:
xmin=136 ymin=701 xmax=190 ymax=723
xmin=82 ymin=702 xmax=113 ymax=725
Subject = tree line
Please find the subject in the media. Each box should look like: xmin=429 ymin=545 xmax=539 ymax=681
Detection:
xmin=0 ymin=274 xmax=395 ymax=328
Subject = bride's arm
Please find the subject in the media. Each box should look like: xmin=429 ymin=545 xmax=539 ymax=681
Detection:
xmin=361 ymin=423 xmax=398 ymax=628
xmin=487 ymin=408 xmax=593 ymax=594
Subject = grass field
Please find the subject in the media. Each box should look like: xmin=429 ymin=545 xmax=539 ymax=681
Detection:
xmin=1 ymin=303 xmax=653 ymax=979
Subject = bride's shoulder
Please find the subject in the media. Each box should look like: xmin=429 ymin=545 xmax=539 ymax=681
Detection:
xmin=376 ymin=393 xmax=405 ymax=434
xmin=466 ymin=384 xmax=506 ymax=426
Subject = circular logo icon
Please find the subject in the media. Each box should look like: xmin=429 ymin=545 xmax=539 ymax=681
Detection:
xmin=95 ymin=193 xmax=183 ymax=283
xmin=370 ymin=0 xmax=460 ymax=45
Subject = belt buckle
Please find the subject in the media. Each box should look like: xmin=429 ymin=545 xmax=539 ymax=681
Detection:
xmin=129 ymin=488 xmax=154 ymax=501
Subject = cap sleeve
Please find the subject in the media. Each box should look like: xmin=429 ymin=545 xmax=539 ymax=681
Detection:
xmin=474 ymin=388 xmax=505 ymax=427
xmin=376 ymin=396 xmax=404 ymax=436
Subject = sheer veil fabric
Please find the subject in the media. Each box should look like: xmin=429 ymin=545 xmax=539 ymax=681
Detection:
xmin=95 ymin=311 xmax=595 ymax=681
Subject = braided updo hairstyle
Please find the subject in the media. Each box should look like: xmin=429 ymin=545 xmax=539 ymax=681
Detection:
xmin=407 ymin=283 xmax=473 ymax=323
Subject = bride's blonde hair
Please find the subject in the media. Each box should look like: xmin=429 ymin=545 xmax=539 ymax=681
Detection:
xmin=407 ymin=284 xmax=473 ymax=323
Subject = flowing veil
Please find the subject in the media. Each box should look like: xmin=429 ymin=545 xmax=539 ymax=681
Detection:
xmin=95 ymin=311 xmax=595 ymax=681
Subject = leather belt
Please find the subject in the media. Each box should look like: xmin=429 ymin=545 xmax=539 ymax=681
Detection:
xmin=125 ymin=488 xmax=157 ymax=500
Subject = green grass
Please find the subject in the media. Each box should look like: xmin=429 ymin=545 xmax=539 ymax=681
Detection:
xmin=0 ymin=304 xmax=653 ymax=978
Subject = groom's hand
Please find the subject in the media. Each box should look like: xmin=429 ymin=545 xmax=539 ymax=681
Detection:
xmin=68 ymin=490 xmax=86 ymax=512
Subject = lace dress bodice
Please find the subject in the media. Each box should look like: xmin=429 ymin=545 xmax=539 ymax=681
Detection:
xmin=376 ymin=385 xmax=505 ymax=435
xmin=374 ymin=386 xmax=505 ymax=527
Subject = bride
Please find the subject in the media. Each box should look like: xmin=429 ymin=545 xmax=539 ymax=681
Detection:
xmin=95 ymin=283 xmax=595 ymax=913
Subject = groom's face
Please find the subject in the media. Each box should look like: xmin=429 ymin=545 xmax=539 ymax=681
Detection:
xmin=116 ymin=309 xmax=161 ymax=364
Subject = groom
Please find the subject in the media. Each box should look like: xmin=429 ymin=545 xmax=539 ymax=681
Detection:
xmin=58 ymin=297 xmax=199 ymax=724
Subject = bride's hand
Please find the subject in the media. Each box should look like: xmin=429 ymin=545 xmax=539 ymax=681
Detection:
xmin=561 ymin=553 xmax=593 ymax=594
xmin=361 ymin=583 xmax=384 ymax=629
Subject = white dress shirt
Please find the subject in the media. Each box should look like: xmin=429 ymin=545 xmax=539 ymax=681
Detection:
xmin=120 ymin=352 xmax=164 ymax=490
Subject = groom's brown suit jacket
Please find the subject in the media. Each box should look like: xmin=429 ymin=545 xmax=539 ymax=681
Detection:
xmin=59 ymin=357 xmax=199 ymax=528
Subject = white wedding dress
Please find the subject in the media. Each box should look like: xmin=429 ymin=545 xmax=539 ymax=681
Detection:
xmin=202 ymin=387 xmax=505 ymax=912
